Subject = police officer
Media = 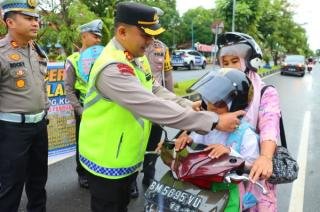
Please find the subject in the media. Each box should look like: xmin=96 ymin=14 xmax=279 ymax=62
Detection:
xmin=130 ymin=20 xmax=175 ymax=198
xmin=78 ymin=2 xmax=244 ymax=211
xmin=65 ymin=19 xmax=103 ymax=188
xmin=0 ymin=0 xmax=49 ymax=211
xmin=130 ymin=38 xmax=173 ymax=198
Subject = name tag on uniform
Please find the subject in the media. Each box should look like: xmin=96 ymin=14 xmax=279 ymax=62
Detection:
xmin=10 ymin=62 xmax=25 ymax=68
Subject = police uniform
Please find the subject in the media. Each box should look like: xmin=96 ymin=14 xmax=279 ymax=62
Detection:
xmin=0 ymin=0 xmax=48 ymax=211
xmin=78 ymin=2 xmax=218 ymax=211
xmin=64 ymin=19 xmax=103 ymax=188
xmin=139 ymin=40 xmax=174 ymax=194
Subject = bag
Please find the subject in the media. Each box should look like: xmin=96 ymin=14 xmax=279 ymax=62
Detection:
xmin=261 ymin=86 xmax=299 ymax=184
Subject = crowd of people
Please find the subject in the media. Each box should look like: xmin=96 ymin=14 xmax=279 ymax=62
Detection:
xmin=0 ymin=0 xmax=281 ymax=212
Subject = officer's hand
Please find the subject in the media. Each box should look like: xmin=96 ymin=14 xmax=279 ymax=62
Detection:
xmin=215 ymin=110 xmax=246 ymax=132
xmin=191 ymin=100 xmax=201 ymax=111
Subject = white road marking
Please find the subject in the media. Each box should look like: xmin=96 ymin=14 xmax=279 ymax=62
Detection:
xmin=288 ymin=111 xmax=310 ymax=212
xmin=262 ymin=71 xmax=279 ymax=79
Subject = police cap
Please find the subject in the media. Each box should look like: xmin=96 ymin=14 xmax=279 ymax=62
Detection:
xmin=0 ymin=0 xmax=39 ymax=18
xmin=115 ymin=2 xmax=165 ymax=36
xmin=79 ymin=19 xmax=103 ymax=37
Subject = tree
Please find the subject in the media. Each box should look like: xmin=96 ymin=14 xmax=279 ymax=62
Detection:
xmin=38 ymin=0 xmax=99 ymax=58
xmin=178 ymin=7 xmax=217 ymax=47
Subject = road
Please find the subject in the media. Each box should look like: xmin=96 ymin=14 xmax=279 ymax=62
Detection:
xmin=18 ymin=64 xmax=320 ymax=211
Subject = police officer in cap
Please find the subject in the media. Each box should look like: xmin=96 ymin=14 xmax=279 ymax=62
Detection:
xmin=130 ymin=6 xmax=174 ymax=198
xmin=78 ymin=2 xmax=244 ymax=211
xmin=0 ymin=0 xmax=49 ymax=211
xmin=65 ymin=19 xmax=103 ymax=189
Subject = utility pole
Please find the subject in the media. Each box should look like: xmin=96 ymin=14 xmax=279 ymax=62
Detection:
xmin=191 ymin=21 xmax=194 ymax=49
xmin=232 ymin=0 xmax=236 ymax=32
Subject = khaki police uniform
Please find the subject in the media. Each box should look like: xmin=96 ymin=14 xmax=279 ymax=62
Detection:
xmin=0 ymin=1 xmax=49 ymax=211
xmin=145 ymin=39 xmax=173 ymax=91
xmin=64 ymin=19 xmax=103 ymax=188
xmin=139 ymin=39 xmax=174 ymax=190
xmin=81 ymin=3 xmax=219 ymax=211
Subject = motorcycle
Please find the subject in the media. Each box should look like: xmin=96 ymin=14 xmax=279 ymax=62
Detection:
xmin=144 ymin=131 xmax=268 ymax=212
xmin=307 ymin=63 xmax=313 ymax=73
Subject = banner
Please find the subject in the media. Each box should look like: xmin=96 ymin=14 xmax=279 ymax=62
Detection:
xmin=46 ymin=62 xmax=76 ymax=164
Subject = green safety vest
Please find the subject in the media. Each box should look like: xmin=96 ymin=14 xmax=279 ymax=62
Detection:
xmin=66 ymin=52 xmax=88 ymax=102
xmin=79 ymin=40 xmax=153 ymax=179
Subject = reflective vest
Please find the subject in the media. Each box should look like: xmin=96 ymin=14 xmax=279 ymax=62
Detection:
xmin=66 ymin=52 xmax=88 ymax=102
xmin=79 ymin=41 xmax=153 ymax=179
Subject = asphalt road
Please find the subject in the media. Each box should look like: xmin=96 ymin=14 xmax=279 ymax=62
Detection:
xmin=18 ymin=64 xmax=320 ymax=211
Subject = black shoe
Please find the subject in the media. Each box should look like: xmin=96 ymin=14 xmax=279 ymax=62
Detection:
xmin=142 ymin=177 xmax=153 ymax=187
xmin=78 ymin=175 xmax=89 ymax=189
xmin=130 ymin=181 xmax=139 ymax=198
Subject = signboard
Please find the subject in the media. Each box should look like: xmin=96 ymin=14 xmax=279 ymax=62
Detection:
xmin=47 ymin=62 xmax=76 ymax=164
xmin=211 ymin=20 xmax=224 ymax=34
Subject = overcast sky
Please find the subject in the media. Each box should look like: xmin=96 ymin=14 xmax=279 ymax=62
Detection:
xmin=176 ymin=0 xmax=319 ymax=51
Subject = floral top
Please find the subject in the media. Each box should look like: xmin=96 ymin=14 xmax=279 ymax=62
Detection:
xmin=245 ymin=71 xmax=281 ymax=143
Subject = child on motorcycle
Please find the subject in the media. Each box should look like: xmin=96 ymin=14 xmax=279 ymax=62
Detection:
xmin=175 ymin=68 xmax=276 ymax=211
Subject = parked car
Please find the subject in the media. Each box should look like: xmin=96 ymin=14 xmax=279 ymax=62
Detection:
xmin=171 ymin=49 xmax=207 ymax=70
xmin=280 ymin=55 xmax=306 ymax=77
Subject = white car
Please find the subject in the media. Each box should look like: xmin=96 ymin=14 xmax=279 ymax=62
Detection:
xmin=171 ymin=50 xmax=207 ymax=70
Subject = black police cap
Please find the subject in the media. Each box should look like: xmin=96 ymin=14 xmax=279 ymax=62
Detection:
xmin=115 ymin=2 xmax=165 ymax=36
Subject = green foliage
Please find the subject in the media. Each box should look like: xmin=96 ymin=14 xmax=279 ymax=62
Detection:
xmin=179 ymin=7 xmax=216 ymax=46
xmin=30 ymin=0 xmax=312 ymax=62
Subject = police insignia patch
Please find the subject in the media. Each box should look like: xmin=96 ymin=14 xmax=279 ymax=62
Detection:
xmin=10 ymin=41 xmax=19 ymax=48
xmin=117 ymin=64 xmax=135 ymax=76
xmin=16 ymin=79 xmax=26 ymax=88
xmin=27 ymin=0 xmax=38 ymax=8
xmin=9 ymin=54 xmax=21 ymax=61
xmin=124 ymin=51 xmax=134 ymax=61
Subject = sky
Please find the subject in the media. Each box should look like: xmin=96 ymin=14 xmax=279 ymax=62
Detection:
xmin=176 ymin=0 xmax=320 ymax=51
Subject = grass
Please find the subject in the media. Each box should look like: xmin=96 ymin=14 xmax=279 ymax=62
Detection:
xmin=173 ymin=79 xmax=197 ymax=96
xmin=173 ymin=66 xmax=281 ymax=97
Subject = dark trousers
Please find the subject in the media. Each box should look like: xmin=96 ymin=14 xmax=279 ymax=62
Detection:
xmin=142 ymin=124 xmax=163 ymax=181
xmin=0 ymin=119 xmax=48 ymax=212
xmin=75 ymin=114 xmax=85 ymax=177
xmin=86 ymin=171 xmax=138 ymax=212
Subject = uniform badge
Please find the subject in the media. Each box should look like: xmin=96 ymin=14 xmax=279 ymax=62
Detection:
xmin=117 ymin=64 xmax=135 ymax=76
xmin=15 ymin=69 xmax=25 ymax=77
xmin=10 ymin=41 xmax=19 ymax=48
xmin=16 ymin=79 xmax=26 ymax=88
xmin=124 ymin=51 xmax=134 ymax=61
xmin=27 ymin=0 xmax=38 ymax=8
xmin=9 ymin=53 xmax=21 ymax=61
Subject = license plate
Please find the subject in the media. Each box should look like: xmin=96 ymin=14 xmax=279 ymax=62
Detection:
xmin=172 ymin=59 xmax=183 ymax=64
xmin=289 ymin=68 xmax=295 ymax=71
xmin=144 ymin=180 xmax=203 ymax=212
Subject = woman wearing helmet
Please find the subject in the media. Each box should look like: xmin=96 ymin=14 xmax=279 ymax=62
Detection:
xmin=175 ymin=69 xmax=261 ymax=211
xmin=217 ymin=32 xmax=279 ymax=211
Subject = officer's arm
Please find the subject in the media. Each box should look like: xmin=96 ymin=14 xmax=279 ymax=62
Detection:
xmin=64 ymin=60 xmax=83 ymax=115
xmin=152 ymin=80 xmax=192 ymax=108
xmin=95 ymin=63 xmax=218 ymax=133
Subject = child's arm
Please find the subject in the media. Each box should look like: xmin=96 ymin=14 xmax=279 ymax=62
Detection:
xmin=240 ymin=129 xmax=260 ymax=168
xmin=205 ymin=144 xmax=231 ymax=159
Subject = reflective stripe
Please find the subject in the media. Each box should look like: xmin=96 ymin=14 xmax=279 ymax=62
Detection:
xmin=84 ymin=94 xmax=105 ymax=109
xmin=132 ymin=114 xmax=144 ymax=129
xmin=86 ymin=86 xmax=96 ymax=99
xmin=80 ymin=155 xmax=141 ymax=177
